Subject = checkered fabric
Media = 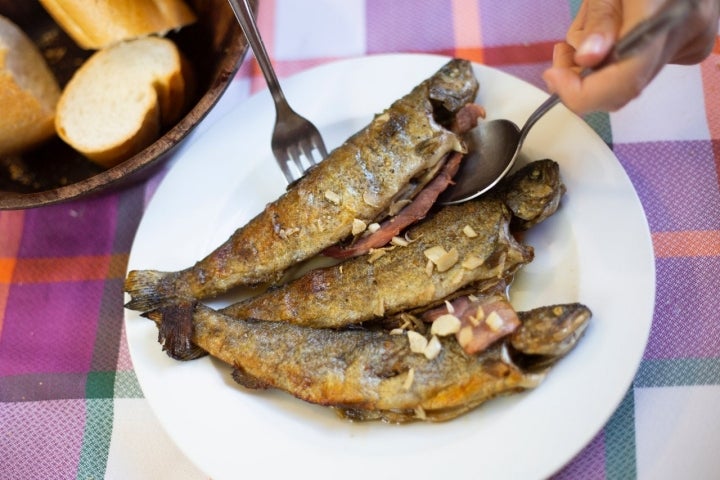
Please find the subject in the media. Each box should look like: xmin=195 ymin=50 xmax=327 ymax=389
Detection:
xmin=2 ymin=1 xmax=719 ymax=478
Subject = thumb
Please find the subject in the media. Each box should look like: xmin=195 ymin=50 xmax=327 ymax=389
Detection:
xmin=573 ymin=0 xmax=622 ymax=67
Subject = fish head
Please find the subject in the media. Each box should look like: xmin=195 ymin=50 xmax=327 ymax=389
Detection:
xmin=500 ymin=159 xmax=566 ymax=230
xmin=507 ymin=303 xmax=591 ymax=371
xmin=428 ymin=59 xmax=480 ymax=115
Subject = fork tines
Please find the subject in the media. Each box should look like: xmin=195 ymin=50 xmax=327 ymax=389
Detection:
xmin=275 ymin=137 xmax=328 ymax=183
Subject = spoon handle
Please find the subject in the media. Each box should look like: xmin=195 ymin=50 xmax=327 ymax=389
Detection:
xmin=520 ymin=94 xmax=562 ymax=144
xmin=519 ymin=0 xmax=695 ymax=143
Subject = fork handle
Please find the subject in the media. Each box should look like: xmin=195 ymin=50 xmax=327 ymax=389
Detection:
xmin=227 ymin=0 xmax=289 ymax=109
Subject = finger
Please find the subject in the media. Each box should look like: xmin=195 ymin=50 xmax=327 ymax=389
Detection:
xmin=572 ymin=0 xmax=622 ymax=67
xmin=543 ymin=67 xmax=624 ymax=113
xmin=543 ymin=51 xmax=659 ymax=114
xmin=618 ymin=0 xmax=666 ymax=36
xmin=566 ymin=0 xmax=590 ymax=48
xmin=551 ymin=42 xmax=578 ymax=69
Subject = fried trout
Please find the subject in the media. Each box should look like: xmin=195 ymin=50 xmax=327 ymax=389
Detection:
xmin=125 ymin=59 xmax=478 ymax=311
xmin=144 ymin=300 xmax=590 ymax=423
xmin=219 ymin=160 xmax=563 ymax=328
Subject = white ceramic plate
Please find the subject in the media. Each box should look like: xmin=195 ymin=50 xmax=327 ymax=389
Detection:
xmin=125 ymin=54 xmax=655 ymax=480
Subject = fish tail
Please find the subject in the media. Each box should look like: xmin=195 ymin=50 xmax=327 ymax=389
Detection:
xmin=124 ymin=269 xmax=175 ymax=311
xmin=142 ymin=299 xmax=207 ymax=361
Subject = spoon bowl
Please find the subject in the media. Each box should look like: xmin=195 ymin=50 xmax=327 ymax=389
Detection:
xmin=439 ymin=90 xmax=560 ymax=205
xmin=438 ymin=119 xmax=521 ymax=204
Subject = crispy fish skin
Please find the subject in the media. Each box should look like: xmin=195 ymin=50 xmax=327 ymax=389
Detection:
xmin=125 ymin=59 xmax=478 ymax=311
xmin=220 ymin=159 xmax=564 ymax=328
xmin=221 ymin=198 xmax=531 ymax=327
xmin=145 ymin=300 xmax=590 ymax=423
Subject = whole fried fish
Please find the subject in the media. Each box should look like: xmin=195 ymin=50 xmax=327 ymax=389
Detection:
xmin=144 ymin=300 xmax=590 ymax=423
xmin=125 ymin=59 xmax=478 ymax=311
xmin=221 ymin=198 xmax=529 ymax=327
xmin=220 ymin=160 xmax=562 ymax=328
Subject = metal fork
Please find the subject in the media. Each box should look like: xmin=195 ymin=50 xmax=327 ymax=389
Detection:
xmin=227 ymin=0 xmax=328 ymax=183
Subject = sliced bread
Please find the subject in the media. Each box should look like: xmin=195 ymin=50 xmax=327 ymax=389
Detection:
xmin=0 ymin=15 xmax=62 ymax=156
xmin=55 ymin=36 xmax=191 ymax=168
xmin=38 ymin=0 xmax=197 ymax=50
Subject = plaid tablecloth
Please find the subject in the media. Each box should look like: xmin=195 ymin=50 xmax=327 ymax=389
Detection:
xmin=2 ymin=1 xmax=719 ymax=478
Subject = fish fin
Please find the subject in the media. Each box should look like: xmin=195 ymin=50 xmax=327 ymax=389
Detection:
xmin=334 ymin=407 xmax=384 ymax=422
xmin=231 ymin=366 xmax=273 ymax=390
xmin=334 ymin=407 xmax=422 ymax=424
xmin=124 ymin=269 xmax=172 ymax=311
xmin=142 ymin=300 xmax=207 ymax=361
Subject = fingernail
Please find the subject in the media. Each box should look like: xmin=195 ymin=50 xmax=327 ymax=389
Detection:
xmin=577 ymin=33 xmax=608 ymax=57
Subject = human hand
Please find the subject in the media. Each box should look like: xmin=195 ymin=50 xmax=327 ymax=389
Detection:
xmin=543 ymin=0 xmax=720 ymax=114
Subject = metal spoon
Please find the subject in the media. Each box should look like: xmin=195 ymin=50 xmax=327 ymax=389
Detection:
xmin=439 ymin=0 xmax=694 ymax=205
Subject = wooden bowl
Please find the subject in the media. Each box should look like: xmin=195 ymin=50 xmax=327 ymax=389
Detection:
xmin=0 ymin=0 xmax=252 ymax=209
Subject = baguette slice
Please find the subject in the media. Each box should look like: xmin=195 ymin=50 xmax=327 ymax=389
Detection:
xmin=38 ymin=0 xmax=197 ymax=50
xmin=55 ymin=36 xmax=190 ymax=168
xmin=0 ymin=15 xmax=61 ymax=156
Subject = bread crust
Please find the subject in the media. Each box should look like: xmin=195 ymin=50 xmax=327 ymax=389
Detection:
xmin=0 ymin=15 xmax=61 ymax=156
xmin=38 ymin=0 xmax=197 ymax=50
